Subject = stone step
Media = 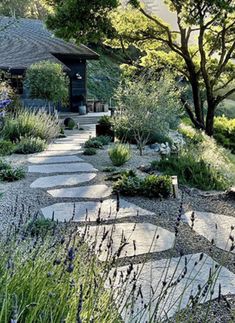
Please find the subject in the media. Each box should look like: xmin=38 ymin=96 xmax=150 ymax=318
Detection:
xmin=28 ymin=155 xmax=84 ymax=164
xmin=109 ymin=253 xmax=235 ymax=321
xmin=79 ymin=222 xmax=175 ymax=261
xmin=183 ymin=211 xmax=235 ymax=253
xmin=47 ymin=184 xmax=111 ymax=199
xmin=31 ymin=173 xmax=96 ymax=189
xmin=41 ymin=199 xmax=155 ymax=222
xmin=28 ymin=163 xmax=98 ymax=174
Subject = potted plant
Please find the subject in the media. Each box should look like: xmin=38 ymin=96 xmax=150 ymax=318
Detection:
xmin=96 ymin=116 xmax=114 ymax=141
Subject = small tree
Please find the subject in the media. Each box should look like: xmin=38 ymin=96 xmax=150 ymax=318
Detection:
xmin=115 ymin=74 xmax=182 ymax=155
xmin=26 ymin=60 xmax=69 ymax=112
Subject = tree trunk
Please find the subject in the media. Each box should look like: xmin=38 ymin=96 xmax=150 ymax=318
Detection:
xmin=205 ymin=102 xmax=216 ymax=136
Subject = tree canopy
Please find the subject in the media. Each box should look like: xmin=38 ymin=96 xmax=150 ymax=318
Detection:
xmin=46 ymin=0 xmax=119 ymax=44
xmin=110 ymin=0 xmax=235 ymax=135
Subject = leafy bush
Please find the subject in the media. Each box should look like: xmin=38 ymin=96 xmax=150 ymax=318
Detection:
xmin=0 ymin=160 xmax=25 ymax=182
xmin=2 ymin=109 xmax=60 ymax=143
xmin=113 ymin=172 xmax=172 ymax=197
xmin=154 ymin=153 xmax=229 ymax=191
xmin=98 ymin=115 xmax=113 ymax=128
xmin=96 ymin=135 xmax=112 ymax=145
xmin=26 ymin=218 xmax=55 ymax=237
xmin=83 ymin=147 xmax=97 ymax=155
xmin=113 ymin=173 xmax=142 ymax=196
xmin=0 ymin=140 xmax=15 ymax=156
xmin=108 ymin=144 xmax=131 ymax=166
xmin=142 ymin=175 xmax=172 ymax=198
xmin=214 ymin=116 xmax=235 ymax=153
xmin=15 ymin=137 xmax=47 ymax=154
xmin=64 ymin=117 xmax=77 ymax=130
xmin=84 ymin=138 xmax=103 ymax=149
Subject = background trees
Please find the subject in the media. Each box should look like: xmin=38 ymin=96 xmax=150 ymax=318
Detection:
xmin=111 ymin=0 xmax=235 ymax=135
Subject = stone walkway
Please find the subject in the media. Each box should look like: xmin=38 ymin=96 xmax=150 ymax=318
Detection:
xmin=28 ymin=125 xmax=235 ymax=321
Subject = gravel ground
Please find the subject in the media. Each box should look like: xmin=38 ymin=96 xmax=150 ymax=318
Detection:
xmin=0 ymin=135 xmax=235 ymax=322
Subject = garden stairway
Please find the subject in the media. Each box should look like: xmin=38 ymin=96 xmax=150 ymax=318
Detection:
xmin=27 ymin=126 xmax=235 ymax=321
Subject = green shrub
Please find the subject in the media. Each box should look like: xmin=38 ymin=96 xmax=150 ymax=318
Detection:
xmin=96 ymin=135 xmax=112 ymax=145
xmin=155 ymin=153 xmax=229 ymax=191
xmin=142 ymin=175 xmax=172 ymax=198
xmin=113 ymin=173 xmax=142 ymax=196
xmin=108 ymin=144 xmax=131 ymax=166
xmin=0 ymin=160 xmax=25 ymax=182
xmin=98 ymin=115 xmax=113 ymax=128
xmin=113 ymin=172 xmax=172 ymax=197
xmin=84 ymin=138 xmax=103 ymax=149
xmin=102 ymin=166 xmax=117 ymax=173
xmin=214 ymin=116 xmax=235 ymax=153
xmin=1 ymin=109 xmax=60 ymax=143
xmin=15 ymin=137 xmax=47 ymax=154
xmin=0 ymin=140 xmax=15 ymax=156
xmin=26 ymin=218 xmax=55 ymax=237
xmin=64 ymin=117 xmax=77 ymax=130
xmin=83 ymin=147 xmax=97 ymax=155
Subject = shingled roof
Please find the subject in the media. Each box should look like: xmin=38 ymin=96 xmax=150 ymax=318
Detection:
xmin=0 ymin=17 xmax=99 ymax=72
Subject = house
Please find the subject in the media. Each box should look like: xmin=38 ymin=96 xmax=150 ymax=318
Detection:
xmin=0 ymin=17 xmax=99 ymax=112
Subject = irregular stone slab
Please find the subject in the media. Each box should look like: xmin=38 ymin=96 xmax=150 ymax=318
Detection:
xmin=48 ymin=184 xmax=111 ymax=199
xmin=28 ymin=155 xmax=83 ymax=164
xmin=41 ymin=199 xmax=155 ymax=222
xmin=47 ymin=143 xmax=83 ymax=151
xmin=31 ymin=173 xmax=96 ymax=189
xmin=79 ymin=223 xmax=175 ymax=260
xmin=107 ymin=253 xmax=235 ymax=321
xmin=183 ymin=211 xmax=235 ymax=253
xmin=28 ymin=163 xmax=97 ymax=174
xmin=34 ymin=150 xmax=82 ymax=157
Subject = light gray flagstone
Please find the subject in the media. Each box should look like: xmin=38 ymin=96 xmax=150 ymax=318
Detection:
xmin=47 ymin=143 xmax=83 ymax=151
xmin=48 ymin=184 xmax=111 ymax=199
xmin=28 ymin=155 xmax=83 ymax=164
xmin=28 ymin=163 xmax=97 ymax=174
xmin=183 ymin=211 xmax=235 ymax=253
xmin=31 ymin=173 xmax=96 ymax=189
xmin=34 ymin=150 xmax=82 ymax=157
xmin=79 ymin=222 xmax=175 ymax=260
xmin=107 ymin=253 xmax=235 ymax=321
xmin=41 ymin=199 xmax=155 ymax=221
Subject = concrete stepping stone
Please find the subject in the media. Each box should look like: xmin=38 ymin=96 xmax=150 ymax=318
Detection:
xmin=79 ymin=222 xmax=175 ymax=260
xmin=28 ymin=155 xmax=83 ymax=164
xmin=28 ymin=162 xmax=97 ymax=174
xmin=31 ymin=173 xmax=96 ymax=189
xmin=108 ymin=253 xmax=235 ymax=321
xmin=41 ymin=199 xmax=155 ymax=222
xmin=48 ymin=184 xmax=111 ymax=199
xmin=183 ymin=211 xmax=235 ymax=253
xmin=34 ymin=150 xmax=82 ymax=157
xmin=47 ymin=143 xmax=82 ymax=151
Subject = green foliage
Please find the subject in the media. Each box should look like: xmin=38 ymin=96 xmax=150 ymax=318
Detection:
xmin=110 ymin=2 xmax=235 ymax=135
xmin=114 ymin=75 xmax=182 ymax=155
xmin=0 ymin=0 xmax=50 ymax=19
xmin=46 ymin=0 xmax=118 ymax=44
xmin=0 ymin=160 xmax=25 ymax=182
xmin=1 ymin=109 xmax=60 ymax=143
xmin=84 ymin=138 xmax=103 ymax=149
xmin=113 ymin=172 xmax=172 ymax=197
xmin=108 ymin=144 xmax=131 ymax=166
xmin=83 ymin=147 xmax=97 ymax=155
xmin=216 ymin=100 xmax=235 ymax=119
xmin=26 ymin=61 xmax=69 ymax=105
xmin=0 ymin=231 xmax=120 ymax=322
xmin=0 ymin=140 xmax=15 ymax=156
xmin=26 ymin=218 xmax=55 ymax=237
xmin=102 ymin=166 xmax=117 ymax=173
xmin=142 ymin=175 xmax=172 ymax=198
xmin=96 ymin=135 xmax=112 ymax=145
xmin=214 ymin=116 xmax=235 ymax=153
xmin=155 ymin=153 xmax=229 ymax=191
xmin=67 ymin=119 xmax=77 ymax=130
xmin=15 ymin=137 xmax=47 ymax=154
xmin=98 ymin=116 xmax=113 ymax=128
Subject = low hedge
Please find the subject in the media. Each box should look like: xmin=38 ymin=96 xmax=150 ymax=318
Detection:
xmin=214 ymin=116 xmax=235 ymax=153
